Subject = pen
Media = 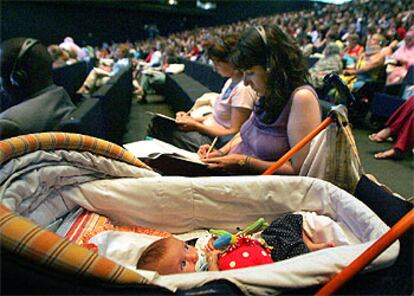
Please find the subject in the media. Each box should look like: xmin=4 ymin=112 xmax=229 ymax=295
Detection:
xmin=206 ymin=136 xmax=218 ymax=158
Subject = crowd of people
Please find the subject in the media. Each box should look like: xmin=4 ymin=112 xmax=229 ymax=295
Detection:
xmin=1 ymin=0 xmax=413 ymax=162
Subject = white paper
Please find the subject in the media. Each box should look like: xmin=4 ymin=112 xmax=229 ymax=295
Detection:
xmin=124 ymin=139 xmax=204 ymax=164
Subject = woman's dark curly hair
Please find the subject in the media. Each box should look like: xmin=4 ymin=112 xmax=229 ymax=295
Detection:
xmin=230 ymin=25 xmax=309 ymax=123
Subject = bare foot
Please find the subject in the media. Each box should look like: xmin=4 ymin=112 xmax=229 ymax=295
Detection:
xmin=369 ymin=128 xmax=392 ymax=143
xmin=374 ymin=148 xmax=402 ymax=159
xmin=77 ymin=85 xmax=89 ymax=95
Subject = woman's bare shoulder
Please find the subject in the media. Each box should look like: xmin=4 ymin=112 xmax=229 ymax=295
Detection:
xmin=291 ymin=87 xmax=319 ymax=106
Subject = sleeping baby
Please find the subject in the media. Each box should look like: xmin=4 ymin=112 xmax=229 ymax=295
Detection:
xmin=136 ymin=214 xmax=336 ymax=274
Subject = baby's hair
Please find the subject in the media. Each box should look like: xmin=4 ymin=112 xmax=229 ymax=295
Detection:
xmin=136 ymin=238 xmax=168 ymax=271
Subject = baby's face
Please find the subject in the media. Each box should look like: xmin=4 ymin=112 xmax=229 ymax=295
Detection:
xmin=158 ymin=237 xmax=198 ymax=275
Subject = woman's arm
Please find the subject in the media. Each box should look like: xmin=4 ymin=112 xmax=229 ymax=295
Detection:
xmin=176 ymin=106 xmax=251 ymax=136
xmin=356 ymin=53 xmax=385 ymax=74
xmin=201 ymin=153 xmax=296 ymax=175
xmin=195 ymin=107 xmax=252 ymax=136
xmin=284 ymin=88 xmax=321 ymax=174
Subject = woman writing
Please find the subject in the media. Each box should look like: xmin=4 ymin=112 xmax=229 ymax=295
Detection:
xmin=148 ymin=34 xmax=257 ymax=152
xmin=199 ymin=25 xmax=321 ymax=175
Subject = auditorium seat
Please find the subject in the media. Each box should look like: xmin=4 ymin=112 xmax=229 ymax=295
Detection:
xmin=91 ymin=65 xmax=133 ymax=144
xmin=53 ymin=61 xmax=90 ymax=101
xmin=58 ymin=97 xmax=105 ymax=139
xmin=366 ymin=65 xmax=414 ymax=128
xmin=165 ymin=73 xmax=210 ymax=112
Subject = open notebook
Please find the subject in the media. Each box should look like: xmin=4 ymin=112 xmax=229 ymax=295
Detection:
xmin=123 ymin=139 xmax=227 ymax=176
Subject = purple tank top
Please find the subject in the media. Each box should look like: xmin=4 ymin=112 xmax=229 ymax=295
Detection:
xmin=229 ymin=85 xmax=317 ymax=161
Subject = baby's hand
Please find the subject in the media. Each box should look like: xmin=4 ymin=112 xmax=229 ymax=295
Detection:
xmin=204 ymin=248 xmax=222 ymax=271
xmin=205 ymin=237 xmax=217 ymax=252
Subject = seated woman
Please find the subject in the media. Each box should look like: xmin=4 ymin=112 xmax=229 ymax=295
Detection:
xmin=309 ymin=42 xmax=344 ymax=88
xmin=341 ymin=33 xmax=364 ymax=69
xmin=385 ymin=30 xmax=414 ymax=85
xmin=77 ymin=44 xmax=130 ymax=94
xmin=148 ymin=34 xmax=258 ymax=152
xmin=341 ymin=33 xmax=386 ymax=93
xmin=198 ymin=25 xmax=321 ymax=175
xmin=369 ymin=95 xmax=414 ymax=159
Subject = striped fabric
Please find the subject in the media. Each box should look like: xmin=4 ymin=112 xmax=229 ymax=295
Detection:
xmin=0 ymin=132 xmax=150 ymax=170
xmin=0 ymin=205 xmax=148 ymax=284
xmin=64 ymin=209 xmax=112 ymax=244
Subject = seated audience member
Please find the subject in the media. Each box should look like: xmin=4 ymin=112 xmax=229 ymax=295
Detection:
xmin=148 ymin=34 xmax=257 ymax=152
xmin=77 ymin=43 xmax=130 ymax=94
xmin=137 ymin=214 xmax=336 ymax=274
xmin=313 ymin=31 xmax=343 ymax=56
xmin=309 ymin=43 xmax=343 ymax=88
xmin=111 ymin=43 xmax=130 ymax=76
xmin=141 ymin=41 xmax=163 ymax=68
xmin=59 ymin=36 xmax=86 ymax=61
xmin=199 ymin=25 xmax=321 ymax=175
xmin=161 ymin=45 xmax=181 ymax=72
xmin=385 ymin=30 xmax=414 ymax=85
xmin=77 ymin=58 xmax=114 ymax=94
xmin=47 ymin=44 xmax=69 ymax=68
xmin=341 ymin=33 xmax=364 ymax=69
xmin=369 ymin=95 xmax=414 ymax=159
xmin=341 ymin=33 xmax=386 ymax=92
xmin=65 ymin=48 xmax=79 ymax=65
xmin=135 ymin=42 xmax=167 ymax=96
xmin=0 ymin=37 xmax=76 ymax=139
xmin=300 ymin=35 xmax=314 ymax=58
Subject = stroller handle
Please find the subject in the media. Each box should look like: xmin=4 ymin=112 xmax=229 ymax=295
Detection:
xmin=316 ymin=208 xmax=414 ymax=296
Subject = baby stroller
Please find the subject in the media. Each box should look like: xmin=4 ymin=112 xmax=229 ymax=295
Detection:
xmin=0 ymin=131 xmax=411 ymax=295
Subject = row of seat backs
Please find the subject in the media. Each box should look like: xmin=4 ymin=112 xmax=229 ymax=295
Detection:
xmin=179 ymin=58 xmax=226 ymax=93
xmin=58 ymin=64 xmax=133 ymax=144
xmin=52 ymin=60 xmax=95 ymax=100
xmin=165 ymin=73 xmax=210 ymax=112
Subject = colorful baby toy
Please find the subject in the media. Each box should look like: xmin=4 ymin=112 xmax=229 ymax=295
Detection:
xmin=210 ymin=217 xmax=269 ymax=249
xmin=210 ymin=218 xmax=274 ymax=270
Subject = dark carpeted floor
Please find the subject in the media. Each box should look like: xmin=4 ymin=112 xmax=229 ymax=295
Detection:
xmin=124 ymin=96 xmax=413 ymax=199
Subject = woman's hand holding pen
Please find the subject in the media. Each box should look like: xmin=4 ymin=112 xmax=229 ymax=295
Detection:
xmin=198 ymin=144 xmax=224 ymax=159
